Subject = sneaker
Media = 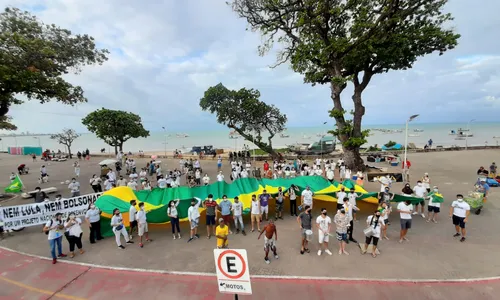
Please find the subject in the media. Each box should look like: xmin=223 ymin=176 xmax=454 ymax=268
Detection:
xmin=118 ymin=245 xmax=125 ymax=249
xmin=139 ymin=243 xmax=144 ymax=248
xmin=432 ymin=219 xmax=438 ymax=224
xmin=338 ymin=250 xmax=342 ymax=255
xmin=265 ymin=258 xmax=270 ymax=264
xmin=187 ymin=237 xmax=194 ymax=243
xmin=412 ymin=212 xmax=418 ymax=215
xmin=317 ymin=250 xmax=322 ymax=256
xmin=69 ymin=252 xmax=75 ymax=258
xmin=177 ymin=234 xmax=181 ymax=239
xmin=236 ymin=229 xmax=240 ymax=234
xmin=343 ymin=250 xmax=350 ymax=256
xmin=349 ymin=238 xmax=358 ymax=244
xmin=274 ymin=254 xmax=279 ymax=259
xmin=242 ymin=230 xmax=247 ymax=236
xmin=325 ymin=249 xmax=333 ymax=255
xmin=52 ymin=258 xmax=57 ymax=264
xmin=421 ymin=213 xmax=425 ymax=218
xmin=173 ymin=234 xmax=176 ymax=240
xmin=195 ymin=234 xmax=200 ymax=239
xmin=453 ymin=233 xmax=460 ymax=237
xmin=403 ymin=237 xmax=409 ymax=241
xmin=426 ymin=219 xmax=430 ymax=223
xmin=460 ymin=237 xmax=466 ymax=242
xmin=399 ymin=239 xmax=403 ymax=243
xmin=126 ymin=241 xmax=134 ymax=244
xmin=58 ymin=254 xmax=67 ymax=258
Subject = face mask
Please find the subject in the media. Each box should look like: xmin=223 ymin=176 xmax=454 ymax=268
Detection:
xmin=115 ymin=212 xmax=120 ymax=216
xmin=209 ymin=198 xmax=213 ymax=202
xmin=191 ymin=203 xmax=196 ymax=206
xmin=457 ymin=198 xmax=463 ymax=202
xmin=433 ymin=189 xmax=438 ymax=192
xmin=90 ymin=205 xmax=96 ymax=209
xmin=418 ymin=183 xmax=422 ymax=186
xmin=69 ymin=215 xmax=75 ymax=220
xmin=322 ymin=212 xmax=327 ymax=215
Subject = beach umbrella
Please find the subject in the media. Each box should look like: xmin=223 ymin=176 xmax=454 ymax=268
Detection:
xmin=99 ymin=159 xmax=117 ymax=166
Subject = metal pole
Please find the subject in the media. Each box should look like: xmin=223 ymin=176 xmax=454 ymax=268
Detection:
xmin=252 ymin=131 xmax=255 ymax=165
xmin=465 ymin=122 xmax=468 ymax=151
xmin=403 ymin=119 xmax=409 ymax=183
xmin=234 ymin=294 xmax=239 ymax=300
xmin=162 ymin=127 xmax=167 ymax=158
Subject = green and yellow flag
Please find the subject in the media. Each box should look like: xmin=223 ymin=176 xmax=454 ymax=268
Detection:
xmin=5 ymin=175 xmax=24 ymax=193
xmin=427 ymin=191 xmax=444 ymax=203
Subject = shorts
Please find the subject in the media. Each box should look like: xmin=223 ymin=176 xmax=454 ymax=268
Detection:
xmin=260 ymin=206 xmax=269 ymax=215
xmin=336 ymin=203 xmax=344 ymax=210
xmin=426 ymin=188 xmax=431 ymax=193
xmin=400 ymin=219 xmax=412 ymax=230
xmin=276 ymin=202 xmax=283 ymax=212
xmin=336 ymin=232 xmax=348 ymax=241
xmin=452 ymin=215 xmax=466 ymax=229
xmin=206 ymin=215 xmax=216 ymax=226
xmin=130 ymin=220 xmax=138 ymax=230
xmin=264 ymin=236 xmax=276 ymax=249
xmin=428 ymin=206 xmax=440 ymax=213
xmin=365 ymin=236 xmax=380 ymax=246
xmin=195 ymin=178 xmax=201 ymax=185
xmin=318 ymin=231 xmax=329 ymax=243
xmin=222 ymin=214 xmax=232 ymax=225
xmin=138 ymin=222 xmax=148 ymax=236
xmin=251 ymin=213 xmax=260 ymax=223
xmin=416 ymin=200 xmax=425 ymax=206
xmin=190 ymin=218 xmax=199 ymax=229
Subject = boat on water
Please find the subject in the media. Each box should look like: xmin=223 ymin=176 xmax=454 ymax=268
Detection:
xmin=176 ymin=133 xmax=189 ymax=138
xmin=316 ymin=133 xmax=325 ymax=137
xmin=279 ymin=133 xmax=290 ymax=138
xmin=408 ymin=134 xmax=420 ymax=137
xmin=414 ymin=129 xmax=424 ymax=132
xmin=302 ymin=134 xmax=311 ymax=139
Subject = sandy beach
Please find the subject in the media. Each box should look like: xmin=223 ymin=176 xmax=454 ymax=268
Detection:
xmin=0 ymin=149 xmax=499 ymax=280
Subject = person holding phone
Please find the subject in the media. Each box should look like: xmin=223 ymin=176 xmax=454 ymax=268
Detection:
xmin=43 ymin=213 xmax=67 ymax=264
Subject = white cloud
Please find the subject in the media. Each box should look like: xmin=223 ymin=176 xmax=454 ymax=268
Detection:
xmin=2 ymin=0 xmax=500 ymax=134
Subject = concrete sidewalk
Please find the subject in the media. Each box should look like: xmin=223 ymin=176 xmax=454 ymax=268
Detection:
xmin=0 ymin=248 xmax=498 ymax=300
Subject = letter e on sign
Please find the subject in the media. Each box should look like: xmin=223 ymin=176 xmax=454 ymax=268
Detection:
xmin=213 ymin=249 xmax=252 ymax=295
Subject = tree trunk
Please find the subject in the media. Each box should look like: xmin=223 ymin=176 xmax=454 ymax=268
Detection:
xmin=67 ymin=146 xmax=72 ymax=159
xmin=342 ymin=147 xmax=365 ymax=171
xmin=119 ymin=142 xmax=123 ymax=152
xmin=114 ymin=145 xmax=118 ymax=155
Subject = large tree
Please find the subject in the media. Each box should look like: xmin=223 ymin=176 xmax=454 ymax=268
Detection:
xmin=231 ymin=0 xmax=459 ymax=170
xmin=50 ymin=128 xmax=80 ymax=159
xmin=0 ymin=7 xmax=109 ymax=130
xmin=82 ymin=108 xmax=150 ymax=154
xmin=200 ymin=83 xmax=287 ymax=157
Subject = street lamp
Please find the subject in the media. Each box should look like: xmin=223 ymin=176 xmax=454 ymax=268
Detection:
xmin=465 ymin=119 xmax=475 ymax=150
xmin=33 ymin=137 xmax=41 ymax=148
xmin=162 ymin=126 xmax=167 ymax=158
xmin=321 ymin=121 xmax=327 ymax=160
xmin=404 ymin=114 xmax=419 ymax=182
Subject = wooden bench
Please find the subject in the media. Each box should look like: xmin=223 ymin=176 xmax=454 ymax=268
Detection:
xmin=22 ymin=187 xmax=58 ymax=199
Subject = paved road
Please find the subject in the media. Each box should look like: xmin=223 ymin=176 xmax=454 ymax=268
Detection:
xmin=0 ymin=248 xmax=498 ymax=300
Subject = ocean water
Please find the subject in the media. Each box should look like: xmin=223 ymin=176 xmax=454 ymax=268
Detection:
xmin=1 ymin=123 xmax=499 ymax=154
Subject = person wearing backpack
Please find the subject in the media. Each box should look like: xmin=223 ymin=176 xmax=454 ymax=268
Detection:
xmin=361 ymin=210 xmax=385 ymax=258
xmin=43 ymin=213 xmax=67 ymax=264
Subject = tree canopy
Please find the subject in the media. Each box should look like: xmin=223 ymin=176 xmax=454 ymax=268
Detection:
xmin=50 ymin=128 xmax=80 ymax=158
xmin=231 ymin=0 xmax=459 ymax=169
xmin=81 ymin=108 xmax=149 ymax=154
xmin=0 ymin=7 xmax=109 ymax=130
xmin=200 ymin=83 xmax=287 ymax=157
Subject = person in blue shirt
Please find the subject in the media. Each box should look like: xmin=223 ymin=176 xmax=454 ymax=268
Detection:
xmin=218 ymin=195 xmax=233 ymax=234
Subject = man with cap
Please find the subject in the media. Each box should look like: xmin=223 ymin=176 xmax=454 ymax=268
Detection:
xmin=215 ymin=218 xmax=229 ymax=249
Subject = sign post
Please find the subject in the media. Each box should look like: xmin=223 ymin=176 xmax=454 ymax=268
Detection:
xmin=214 ymin=249 xmax=252 ymax=298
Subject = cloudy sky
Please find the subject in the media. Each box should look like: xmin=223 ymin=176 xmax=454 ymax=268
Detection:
xmin=2 ymin=0 xmax=499 ymax=134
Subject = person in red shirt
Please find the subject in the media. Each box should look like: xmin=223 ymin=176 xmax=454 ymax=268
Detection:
xmin=263 ymin=161 xmax=270 ymax=172
xmin=402 ymin=160 xmax=411 ymax=182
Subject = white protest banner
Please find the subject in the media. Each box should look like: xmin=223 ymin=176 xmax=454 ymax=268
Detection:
xmin=1 ymin=192 xmax=102 ymax=230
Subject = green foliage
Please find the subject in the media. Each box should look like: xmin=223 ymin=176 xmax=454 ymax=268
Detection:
xmin=366 ymin=145 xmax=381 ymax=152
xmin=231 ymin=0 xmax=459 ymax=168
xmin=82 ymin=109 xmax=149 ymax=153
xmin=50 ymin=129 xmax=80 ymax=157
xmin=200 ymin=83 xmax=287 ymax=155
xmin=384 ymin=140 xmax=397 ymax=148
xmin=0 ymin=7 xmax=109 ymax=129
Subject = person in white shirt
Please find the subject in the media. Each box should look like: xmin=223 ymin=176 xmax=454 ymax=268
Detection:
xmin=343 ymin=198 xmax=360 ymax=243
xmin=217 ymin=171 xmax=225 ymax=182
xmin=89 ymin=175 xmax=102 ymax=193
xmin=187 ymin=197 xmax=202 ymax=242
xmin=361 ymin=211 xmax=385 ymax=258
xmin=142 ymin=179 xmax=152 ymax=191
xmin=232 ymin=196 xmax=246 ymax=235
xmin=179 ymin=159 xmax=185 ymax=172
xmin=347 ymin=189 xmax=360 ymax=221
xmin=73 ymin=161 xmax=80 ymax=177
xmin=426 ymin=186 xmax=441 ymax=223
xmin=202 ymin=174 xmax=210 ymax=186
xmin=194 ymin=169 xmax=201 ymax=185
xmin=117 ymin=176 xmax=127 ymax=187
xmin=397 ymin=200 xmax=413 ymax=243
xmin=104 ymin=177 xmax=113 ymax=191
xmin=314 ymin=167 xmax=323 ymax=176
xmin=316 ymin=208 xmax=332 ymax=256
xmin=68 ymin=178 xmax=80 ymax=197
xmin=379 ymin=175 xmax=391 ymax=192
xmin=111 ymin=208 xmax=133 ymax=249
xmin=127 ymin=179 xmax=138 ymax=191
xmin=449 ymin=194 xmax=470 ymax=242
xmin=422 ymin=173 xmax=431 ymax=192
xmin=107 ymin=169 xmax=116 ymax=184
xmin=168 ymin=200 xmax=181 ymax=239
xmin=326 ymin=168 xmax=335 ymax=183
xmin=231 ymin=169 xmax=239 ymax=181
xmin=136 ymin=202 xmax=152 ymax=247
xmin=240 ymin=169 xmax=249 ymax=178
xmin=339 ymin=164 xmax=346 ymax=180
xmin=43 ymin=213 xmax=66 ymax=264
xmin=85 ymin=204 xmax=102 ymax=243
xmin=345 ymin=168 xmax=351 ymax=180
xmin=157 ymin=176 xmax=167 ymax=189
xmin=64 ymin=213 xmax=84 ymax=258
xmin=413 ymin=180 xmax=427 ymax=218
xmin=336 ymin=187 xmax=347 ymax=210
xmin=301 ymin=186 xmax=314 ymax=209
xmin=139 ymin=168 xmax=147 ymax=180
xmin=128 ymin=200 xmax=138 ymax=238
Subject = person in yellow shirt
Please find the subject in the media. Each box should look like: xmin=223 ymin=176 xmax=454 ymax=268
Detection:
xmin=215 ymin=218 xmax=229 ymax=249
